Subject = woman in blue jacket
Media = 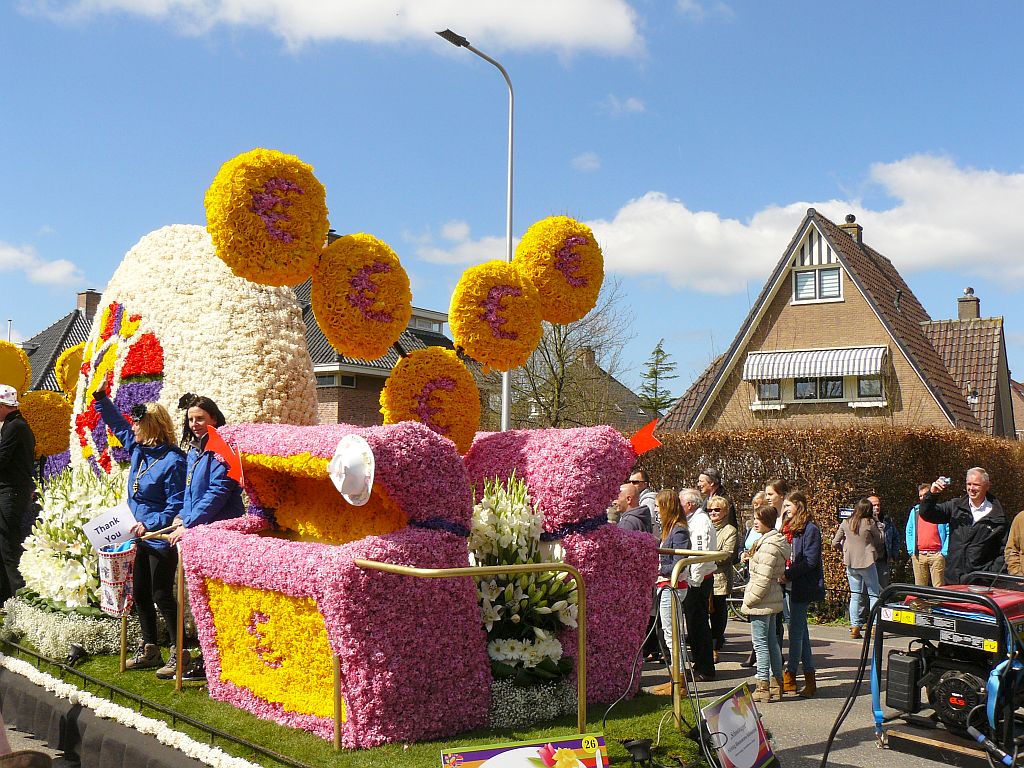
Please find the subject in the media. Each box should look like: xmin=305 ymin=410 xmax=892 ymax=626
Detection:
xmin=93 ymin=390 xmax=185 ymax=674
xmin=167 ymin=395 xmax=244 ymax=680
xmin=781 ymin=490 xmax=825 ymax=698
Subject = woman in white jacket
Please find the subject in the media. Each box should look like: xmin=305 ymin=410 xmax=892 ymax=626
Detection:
xmin=742 ymin=504 xmax=792 ymax=703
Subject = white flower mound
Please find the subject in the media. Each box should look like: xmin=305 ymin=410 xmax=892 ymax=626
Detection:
xmin=70 ymin=224 xmax=317 ymax=470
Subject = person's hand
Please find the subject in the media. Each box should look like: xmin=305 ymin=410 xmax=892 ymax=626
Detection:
xmin=167 ymin=525 xmax=186 ymax=545
xmin=92 ymin=387 xmax=107 ymax=401
xmin=740 ymin=551 xmax=751 ymax=562
xmin=931 ymin=477 xmax=949 ymax=495
xmin=130 ymin=522 xmax=147 ymax=537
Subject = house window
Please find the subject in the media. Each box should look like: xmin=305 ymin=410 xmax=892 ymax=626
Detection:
xmin=316 ymin=374 xmax=336 ymax=387
xmin=793 ymin=267 xmax=841 ymax=302
xmin=794 ymin=377 xmax=844 ymax=400
xmin=340 ymin=375 xmax=357 ymax=388
xmin=857 ymin=376 xmax=882 ymax=399
xmin=757 ymin=381 xmax=781 ymax=401
xmin=794 ymin=378 xmax=817 ymax=400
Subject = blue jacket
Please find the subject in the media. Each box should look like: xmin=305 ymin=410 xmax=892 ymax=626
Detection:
xmin=181 ymin=439 xmax=245 ymax=528
xmin=877 ymin=515 xmax=901 ymax=563
xmin=784 ymin=520 xmax=826 ymax=603
xmin=659 ymin=524 xmax=692 ymax=581
xmin=94 ymin=396 xmax=185 ymax=549
xmin=905 ymin=503 xmax=949 ymax=556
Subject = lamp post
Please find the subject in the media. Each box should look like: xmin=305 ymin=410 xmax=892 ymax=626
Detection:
xmin=436 ymin=28 xmax=515 ymax=432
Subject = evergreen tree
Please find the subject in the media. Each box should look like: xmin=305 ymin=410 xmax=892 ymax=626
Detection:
xmin=639 ymin=338 xmax=678 ymax=414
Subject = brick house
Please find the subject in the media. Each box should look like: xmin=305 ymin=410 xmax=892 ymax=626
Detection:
xmin=21 ymin=289 xmax=99 ymax=391
xmin=659 ymin=209 xmax=1015 ymax=437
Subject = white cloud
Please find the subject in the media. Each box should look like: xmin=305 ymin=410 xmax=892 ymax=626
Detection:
xmin=676 ymin=0 xmax=735 ymax=22
xmin=0 ymin=241 xmax=86 ymax=286
xmin=572 ymin=152 xmax=601 ymax=172
xmin=602 ymin=94 xmax=645 ymax=115
xmin=23 ymin=0 xmax=642 ymax=53
xmin=415 ymin=155 xmax=1024 ymax=293
xmin=413 ymin=220 xmax=515 ymax=265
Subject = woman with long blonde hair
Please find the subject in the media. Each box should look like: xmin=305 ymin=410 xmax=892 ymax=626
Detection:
xmin=654 ymin=489 xmax=691 ymax=688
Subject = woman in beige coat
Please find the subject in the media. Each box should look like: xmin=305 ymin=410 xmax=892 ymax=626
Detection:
xmin=709 ymin=496 xmax=738 ymax=662
xmin=741 ymin=505 xmax=791 ymax=703
xmin=832 ymin=498 xmax=883 ymax=638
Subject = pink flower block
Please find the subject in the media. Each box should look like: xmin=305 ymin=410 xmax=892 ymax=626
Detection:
xmin=183 ymin=521 xmax=491 ymax=747
xmin=465 ymin=427 xmax=635 ymax=531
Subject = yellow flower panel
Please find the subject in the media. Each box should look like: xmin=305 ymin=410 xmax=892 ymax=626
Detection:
xmin=55 ymin=343 xmax=85 ymax=398
xmin=206 ymin=580 xmax=337 ymax=718
xmin=242 ymin=453 xmax=408 ymax=545
xmin=19 ymin=390 xmax=73 ymax=458
xmin=0 ymin=341 xmax=31 ymax=394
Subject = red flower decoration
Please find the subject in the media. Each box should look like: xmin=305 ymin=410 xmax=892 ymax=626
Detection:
xmin=121 ymin=332 xmax=165 ymax=378
xmin=538 ymin=743 xmax=557 ymax=767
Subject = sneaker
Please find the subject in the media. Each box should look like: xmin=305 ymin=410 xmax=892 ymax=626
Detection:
xmin=155 ymin=647 xmax=191 ymax=679
xmin=126 ymin=643 xmax=163 ymax=671
xmin=181 ymin=656 xmax=206 ymax=682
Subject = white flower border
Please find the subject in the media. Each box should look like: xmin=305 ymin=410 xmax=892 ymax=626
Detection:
xmin=0 ymin=653 xmax=261 ymax=768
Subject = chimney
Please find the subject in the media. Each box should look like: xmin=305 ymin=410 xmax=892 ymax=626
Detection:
xmin=839 ymin=213 xmax=863 ymax=245
xmin=958 ymin=287 xmax=980 ymax=320
xmin=578 ymin=346 xmax=597 ymax=368
xmin=77 ymin=289 xmax=101 ymax=322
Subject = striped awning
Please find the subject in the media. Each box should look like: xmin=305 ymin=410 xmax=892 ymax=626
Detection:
xmin=742 ymin=347 xmax=887 ymax=381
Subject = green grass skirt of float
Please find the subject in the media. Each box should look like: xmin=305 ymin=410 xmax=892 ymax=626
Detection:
xmin=0 ymin=639 xmax=702 ymax=768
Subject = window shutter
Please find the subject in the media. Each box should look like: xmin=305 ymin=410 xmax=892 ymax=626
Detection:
xmin=819 ymin=268 xmax=841 ymax=298
xmin=794 ymin=271 xmax=816 ymax=300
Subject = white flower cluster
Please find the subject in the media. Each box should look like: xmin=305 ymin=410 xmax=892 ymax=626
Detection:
xmin=21 ymin=465 xmax=126 ymax=609
xmin=487 ymin=677 xmax=577 ymax=730
xmin=468 ymin=476 xmax=579 ymax=681
xmin=70 ymin=223 xmax=318 ymax=473
xmin=487 ymin=636 xmax=563 ymax=668
xmin=1 ymin=597 xmax=142 ymax=658
xmin=0 ymin=653 xmax=261 ymax=768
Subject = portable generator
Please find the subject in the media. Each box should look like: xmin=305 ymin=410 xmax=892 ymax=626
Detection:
xmin=872 ymin=577 xmax=1024 ymax=765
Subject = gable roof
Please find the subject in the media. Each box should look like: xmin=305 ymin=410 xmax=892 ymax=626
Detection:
xmin=24 ymin=309 xmax=92 ymax=392
xmin=922 ymin=317 xmax=1006 ymax=436
xmin=659 ymin=208 xmax=980 ymax=432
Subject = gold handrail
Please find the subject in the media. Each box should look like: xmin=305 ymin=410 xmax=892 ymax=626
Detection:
xmin=656 ymin=548 xmax=731 ymax=730
xmin=352 ymin=559 xmax=587 ymax=747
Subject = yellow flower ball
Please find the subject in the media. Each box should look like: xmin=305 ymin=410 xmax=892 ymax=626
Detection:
xmin=514 ymin=215 xmax=604 ymax=324
xmin=19 ymin=390 xmax=72 ymax=459
xmin=449 ymin=261 xmax=543 ymax=372
xmin=205 ymin=148 xmax=329 ymax=286
xmin=0 ymin=340 xmax=31 ymax=395
xmin=311 ymin=233 xmax=412 ymax=361
xmin=380 ymin=347 xmax=480 ymax=455
xmin=55 ymin=343 xmax=85 ymax=398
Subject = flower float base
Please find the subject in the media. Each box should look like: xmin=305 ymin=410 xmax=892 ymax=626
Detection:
xmin=1 ymin=597 xmax=143 ymax=659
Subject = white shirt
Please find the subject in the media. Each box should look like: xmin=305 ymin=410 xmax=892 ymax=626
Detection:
xmin=970 ymin=498 xmax=993 ymax=524
xmin=685 ymin=508 xmax=718 ymax=586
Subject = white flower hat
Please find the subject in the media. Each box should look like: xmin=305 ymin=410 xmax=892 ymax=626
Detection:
xmin=327 ymin=434 xmax=375 ymax=507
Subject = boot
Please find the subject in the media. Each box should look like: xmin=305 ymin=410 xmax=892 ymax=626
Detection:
xmin=850 ymin=626 xmax=862 ymax=639
xmin=770 ymin=676 xmax=785 ymax=701
xmin=751 ymin=680 xmax=772 ymax=704
xmin=645 ymin=681 xmax=674 ymax=696
xmin=798 ymin=670 xmax=817 ymax=698
xmin=125 ymin=643 xmax=163 ymax=671
xmin=782 ymin=670 xmax=798 ymax=694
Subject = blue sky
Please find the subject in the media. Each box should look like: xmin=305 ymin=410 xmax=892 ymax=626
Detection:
xmin=2 ymin=1 xmax=1023 ymax=396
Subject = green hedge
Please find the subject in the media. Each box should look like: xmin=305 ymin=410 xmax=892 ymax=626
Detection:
xmin=639 ymin=426 xmax=1024 ymax=614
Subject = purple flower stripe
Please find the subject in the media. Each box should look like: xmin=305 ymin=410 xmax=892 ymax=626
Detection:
xmin=554 ymin=235 xmax=590 ymax=288
xmin=413 ymin=377 xmax=456 ymax=435
xmin=346 ymin=261 xmax=394 ymax=322
xmin=479 ymin=285 xmax=521 ymax=339
xmin=112 ymin=302 xmax=125 ymax=334
xmin=247 ymin=610 xmax=284 ymax=669
xmin=43 ymin=451 xmax=71 ymax=481
xmin=250 ymin=177 xmax=303 ymax=243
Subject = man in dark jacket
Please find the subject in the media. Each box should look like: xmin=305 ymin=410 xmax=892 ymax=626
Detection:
xmin=0 ymin=384 xmax=36 ymax=602
xmin=921 ymin=468 xmax=1008 ymax=584
xmin=614 ymin=483 xmax=652 ymax=533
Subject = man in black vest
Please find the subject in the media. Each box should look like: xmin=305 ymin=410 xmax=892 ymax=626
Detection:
xmin=0 ymin=384 xmax=35 ymax=602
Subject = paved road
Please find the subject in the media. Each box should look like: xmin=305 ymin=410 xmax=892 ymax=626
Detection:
xmin=640 ymin=620 xmax=961 ymax=768
xmin=2 ymin=620 xmax=970 ymax=767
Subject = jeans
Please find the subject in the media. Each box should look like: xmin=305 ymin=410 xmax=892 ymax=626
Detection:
xmin=710 ymin=593 xmax=728 ymax=649
xmin=750 ymin=613 xmax=782 ymax=683
xmin=848 ymin=565 xmax=880 ymax=628
xmin=658 ymin=586 xmax=688 ymax=669
xmin=787 ymin=600 xmax=815 ymax=674
xmin=683 ymin=578 xmax=716 ymax=675
xmin=0 ymin=485 xmax=33 ymax=602
xmin=134 ymin=544 xmax=179 ymax=646
xmin=912 ymin=553 xmax=945 ymax=586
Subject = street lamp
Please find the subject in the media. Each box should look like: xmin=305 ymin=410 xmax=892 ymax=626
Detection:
xmin=436 ymin=28 xmax=515 ymax=432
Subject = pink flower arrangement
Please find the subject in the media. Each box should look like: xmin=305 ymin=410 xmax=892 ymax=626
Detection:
xmin=220 ymin=421 xmax=473 ymax=529
xmin=464 ymin=426 xmax=635 ymax=531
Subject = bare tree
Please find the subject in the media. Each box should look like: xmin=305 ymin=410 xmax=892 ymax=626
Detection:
xmin=511 ymin=277 xmax=636 ymax=428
